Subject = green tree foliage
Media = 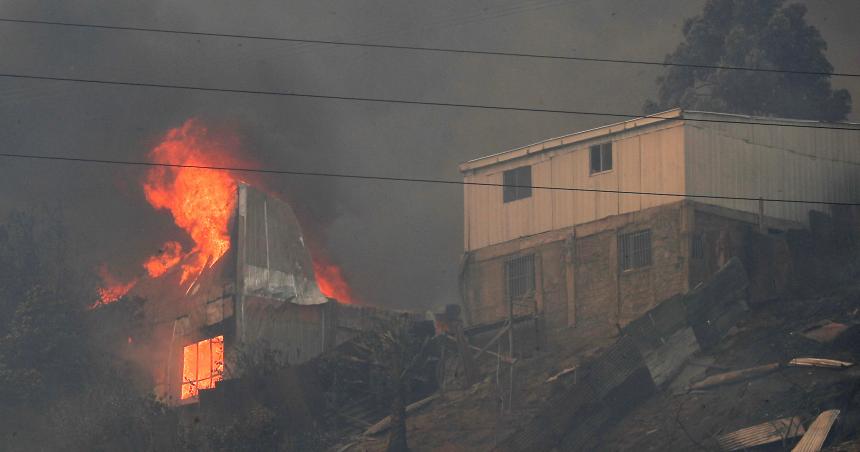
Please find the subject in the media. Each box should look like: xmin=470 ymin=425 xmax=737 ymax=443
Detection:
xmin=0 ymin=210 xmax=94 ymax=405
xmin=645 ymin=0 xmax=851 ymax=120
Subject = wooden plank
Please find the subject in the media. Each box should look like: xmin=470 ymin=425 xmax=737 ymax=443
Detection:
xmin=364 ymin=394 xmax=440 ymax=436
xmin=454 ymin=324 xmax=478 ymax=386
xmin=473 ymin=323 xmax=510 ymax=360
xmin=716 ymin=417 xmax=805 ymax=451
xmin=792 ymin=409 xmax=840 ymax=452
xmin=444 ymin=334 xmax=517 ymax=364
xmin=689 ymin=363 xmax=780 ymax=391
xmin=546 ymin=366 xmax=577 ymax=384
xmin=788 ymin=358 xmax=854 ymax=369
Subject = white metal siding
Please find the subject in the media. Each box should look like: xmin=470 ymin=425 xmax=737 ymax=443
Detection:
xmin=684 ymin=122 xmax=860 ymax=225
xmin=464 ymin=124 xmax=685 ymax=250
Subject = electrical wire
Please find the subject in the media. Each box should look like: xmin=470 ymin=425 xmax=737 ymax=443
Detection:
xmin=0 ymin=151 xmax=858 ymax=206
xmin=0 ymin=71 xmax=857 ymax=131
xmin=1 ymin=16 xmax=857 ymax=78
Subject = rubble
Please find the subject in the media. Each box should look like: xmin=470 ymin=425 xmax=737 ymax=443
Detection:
xmin=337 ymin=260 xmax=860 ymax=451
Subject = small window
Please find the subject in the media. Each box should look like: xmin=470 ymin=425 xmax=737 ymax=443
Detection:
xmin=691 ymin=235 xmax=704 ymax=259
xmin=502 ymin=166 xmax=532 ymax=203
xmin=174 ymin=315 xmax=192 ymax=336
xmin=505 ymin=254 xmax=535 ymax=300
xmin=590 ymin=142 xmax=613 ymax=174
xmin=619 ymin=230 xmax=652 ymax=271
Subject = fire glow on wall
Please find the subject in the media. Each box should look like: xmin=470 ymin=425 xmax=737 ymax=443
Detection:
xmin=181 ymin=335 xmax=225 ymax=400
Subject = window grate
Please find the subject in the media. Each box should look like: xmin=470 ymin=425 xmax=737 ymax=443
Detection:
xmin=619 ymin=230 xmax=652 ymax=271
xmin=692 ymin=235 xmax=704 ymax=259
xmin=505 ymin=254 xmax=535 ymax=300
xmin=502 ymin=166 xmax=532 ymax=203
xmin=590 ymin=142 xmax=613 ymax=174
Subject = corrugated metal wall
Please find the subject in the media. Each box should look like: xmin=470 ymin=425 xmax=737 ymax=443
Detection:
xmin=685 ymin=121 xmax=860 ymax=226
xmin=238 ymin=184 xmax=326 ymax=305
xmin=464 ymin=123 xmax=685 ymax=250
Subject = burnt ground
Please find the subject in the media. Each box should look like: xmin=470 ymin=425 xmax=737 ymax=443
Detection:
xmin=601 ymin=284 xmax=860 ymax=451
xmin=343 ymin=282 xmax=860 ymax=452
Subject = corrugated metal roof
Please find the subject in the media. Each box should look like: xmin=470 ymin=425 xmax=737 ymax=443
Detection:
xmin=716 ymin=417 xmax=805 ymax=451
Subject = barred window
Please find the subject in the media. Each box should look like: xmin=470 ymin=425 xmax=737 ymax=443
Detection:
xmin=502 ymin=166 xmax=532 ymax=203
xmin=505 ymin=254 xmax=535 ymax=300
xmin=619 ymin=230 xmax=652 ymax=271
xmin=590 ymin=142 xmax=613 ymax=174
xmin=691 ymin=235 xmax=704 ymax=259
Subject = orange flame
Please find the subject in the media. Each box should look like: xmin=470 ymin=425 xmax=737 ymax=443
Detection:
xmin=181 ymin=335 xmax=224 ymax=399
xmin=95 ymin=265 xmax=138 ymax=306
xmin=143 ymin=120 xmax=237 ymax=284
xmin=143 ymin=240 xmax=183 ymax=278
xmin=313 ymin=258 xmax=357 ymax=304
xmin=95 ymin=118 xmax=360 ymax=307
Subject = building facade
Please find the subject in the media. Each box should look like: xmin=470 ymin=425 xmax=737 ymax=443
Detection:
xmin=128 ymin=183 xmax=390 ymax=404
xmin=460 ymin=109 xmax=860 ymax=343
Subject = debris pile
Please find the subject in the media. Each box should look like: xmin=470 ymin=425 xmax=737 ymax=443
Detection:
xmin=341 ymin=257 xmax=860 ymax=451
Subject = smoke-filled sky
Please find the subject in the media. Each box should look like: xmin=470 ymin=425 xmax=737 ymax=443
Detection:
xmin=0 ymin=0 xmax=858 ymax=311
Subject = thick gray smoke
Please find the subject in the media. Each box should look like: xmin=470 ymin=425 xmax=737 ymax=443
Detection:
xmin=0 ymin=0 xmax=857 ymax=310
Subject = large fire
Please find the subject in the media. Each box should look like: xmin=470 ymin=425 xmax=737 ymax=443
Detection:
xmin=96 ymin=118 xmax=358 ymax=306
xmin=143 ymin=240 xmax=183 ymax=278
xmin=143 ymin=120 xmax=237 ymax=285
xmin=313 ymin=258 xmax=357 ymax=304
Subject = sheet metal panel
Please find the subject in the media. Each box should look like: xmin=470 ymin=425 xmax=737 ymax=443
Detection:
xmin=717 ymin=417 xmax=805 ymax=451
xmin=685 ymin=120 xmax=860 ymax=226
xmin=238 ymin=184 xmax=326 ymax=306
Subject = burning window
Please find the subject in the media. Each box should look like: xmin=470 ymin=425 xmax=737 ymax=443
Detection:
xmin=181 ymin=335 xmax=225 ymax=400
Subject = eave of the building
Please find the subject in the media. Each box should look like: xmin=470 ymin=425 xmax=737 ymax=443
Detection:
xmin=459 ymin=108 xmax=860 ymax=174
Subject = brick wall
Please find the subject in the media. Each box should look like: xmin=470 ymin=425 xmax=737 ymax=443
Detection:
xmin=463 ymin=202 xmax=693 ymax=347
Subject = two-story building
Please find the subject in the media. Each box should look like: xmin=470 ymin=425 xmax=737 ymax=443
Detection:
xmin=459 ymin=108 xmax=860 ymax=344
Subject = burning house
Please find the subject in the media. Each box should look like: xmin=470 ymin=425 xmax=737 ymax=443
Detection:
xmin=459 ymin=108 xmax=860 ymax=346
xmin=94 ymin=120 xmax=391 ymax=405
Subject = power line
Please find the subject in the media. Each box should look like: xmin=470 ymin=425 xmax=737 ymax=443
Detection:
xmin=1 ymin=151 xmax=858 ymax=206
xmin=0 ymin=71 xmax=857 ymax=131
xmin=1 ymin=16 xmax=857 ymax=78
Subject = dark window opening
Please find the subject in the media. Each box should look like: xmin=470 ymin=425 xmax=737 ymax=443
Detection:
xmin=590 ymin=142 xmax=613 ymax=174
xmin=692 ymin=235 xmax=704 ymax=259
xmin=505 ymin=254 xmax=535 ymax=300
xmin=503 ymin=166 xmax=532 ymax=203
xmin=619 ymin=230 xmax=652 ymax=271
